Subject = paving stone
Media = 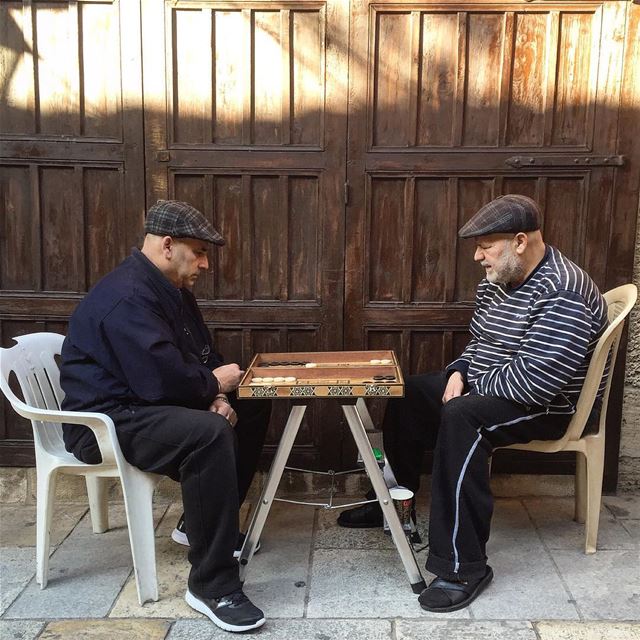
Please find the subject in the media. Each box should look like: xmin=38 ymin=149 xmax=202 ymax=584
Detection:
xmin=535 ymin=621 xmax=640 ymax=640
xmin=603 ymin=495 xmax=640 ymax=519
xmin=470 ymin=499 xmax=580 ymax=620
xmin=0 ymin=620 xmax=45 ymax=640
xmin=4 ymin=504 xmax=166 ymax=619
xmin=621 ymin=519 xmax=640 ymax=542
xmin=523 ymin=497 xmax=635 ymax=551
xmin=38 ymin=619 xmax=171 ymax=639
xmin=111 ymin=502 xmax=313 ymax=619
xmin=307 ymin=548 xmax=467 ymax=619
xmin=0 ymin=548 xmax=36 ymax=616
xmin=0 ymin=468 xmax=29 ymax=503
xmin=0 ymin=503 xmax=87 ymax=548
xmin=396 ymin=620 xmax=537 ymax=640
xmin=551 ymin=550 xmax=640 ymax=620
xmin=166 ymin=618 xmax=393 ymax=640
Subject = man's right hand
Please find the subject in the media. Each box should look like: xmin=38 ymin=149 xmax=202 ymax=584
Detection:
xmin=213 ymin=363 xmax=244 ymax=393
xmin=442 ymin=371 xmax=464 ymax=404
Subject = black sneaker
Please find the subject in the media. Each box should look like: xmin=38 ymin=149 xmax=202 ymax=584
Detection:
xmin=185 ymin=587 xmax=266 ymax=632
xmin=171 ymin=514 xmax=261 ymax=557
xmin=337 ymin=501 xmax=383 ymax=528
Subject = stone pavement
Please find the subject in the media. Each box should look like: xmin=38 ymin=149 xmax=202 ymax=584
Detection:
xmin=1 ymin=490 xmax=639 ymax=640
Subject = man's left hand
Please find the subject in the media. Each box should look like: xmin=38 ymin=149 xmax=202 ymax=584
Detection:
xmin=209 ymin=396 xmax=238 ymax=427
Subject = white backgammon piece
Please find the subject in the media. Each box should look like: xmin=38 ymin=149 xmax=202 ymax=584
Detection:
xmin=305 ymin=362 xmax=317 ymax=368
xmin=252 ymin=377 xmax=263 ymax=382
xmin=380 ymin=359 xmax=392 ymax=365
xmin=262 ymin=376 xmax=274 ymax=383
xmin=370 ymin=359 xmax=381 ymax=365
xmin=285 ymin=376 xmax=297 ymax=382
xmin=274 ymin=376 xmax=285 ymax=382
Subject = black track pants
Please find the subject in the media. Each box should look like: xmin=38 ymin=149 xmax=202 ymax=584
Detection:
xmin=382 ymin=372 xmax=571 ymax=581
xmin=71 ymin=397 xmax=270 ymax=599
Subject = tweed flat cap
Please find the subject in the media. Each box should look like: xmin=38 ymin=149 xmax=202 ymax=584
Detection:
xmin=144 ymin=200 xmax=225 ymax=246
xmin=459 ymin=195 xmax=541 ymax=239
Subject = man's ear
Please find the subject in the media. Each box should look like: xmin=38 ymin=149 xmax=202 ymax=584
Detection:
xmin=161 ymin=236 xmax=173 ymax=258
xmin=514 ymin=232 xmax=528 ymax=255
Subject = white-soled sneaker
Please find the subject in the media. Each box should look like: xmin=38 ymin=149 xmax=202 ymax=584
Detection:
xmin=171 ymin=514 xmax=261 ymax=557
xmin=185 ymin=588 xmax=266 ymax=632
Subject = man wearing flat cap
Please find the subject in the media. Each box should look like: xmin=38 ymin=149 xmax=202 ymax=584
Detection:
xmin=338 ymin=194 xmax=608 ymax=612
xmin=60 ymin=200 xmax=270 ymax=632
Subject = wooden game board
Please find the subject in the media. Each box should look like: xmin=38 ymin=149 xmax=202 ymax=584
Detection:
xmin=237 ymin=350 xmax=404 ymax=399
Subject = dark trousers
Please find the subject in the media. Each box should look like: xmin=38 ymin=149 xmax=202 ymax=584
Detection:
xmin=382 ymin=372 xmax=571 ymax=581
xmin=71 ymin=396 xmax=270 ymax=598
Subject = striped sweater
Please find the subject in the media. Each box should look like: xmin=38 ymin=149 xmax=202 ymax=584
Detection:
xmin=447 ymin=245 xmax=608 ymax=414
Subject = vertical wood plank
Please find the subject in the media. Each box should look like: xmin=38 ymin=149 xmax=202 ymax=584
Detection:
xmin=281 ymin=9 xmax=291 ymax=145
xmin=31 ymin=164 xmax=42 ymax=291
xmin=402 ymin=177 xmax=415 ymax=302
xmin=280 ymin=175 xmax=289 ymax=300
xmin=407 ymin=10 xmax=421 ymax=147
xmin=241 ymin=174 xmax=252 ymax=300
xmin=242 ymin=8 xmax=252 ymax=145
xmin=498 ymin=12 xmax=515 ymax=147
xmin=446 ymin=177 xmax=458 ymax=303
xmin=68 ymin=1 xmax=81 ymax=137
xmin=543 ymin=11 xmax=560 ymax=148
xmin=453 ymin=12 xmax=467 ymax=147
xmin=203 ymin=8 xmax=214 ymax=144
xmin=584 ymin=6 xmax=602 ymax=151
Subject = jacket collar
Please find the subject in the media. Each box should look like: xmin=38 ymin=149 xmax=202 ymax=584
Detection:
xmin=130 ymin=248 xmax=182 ymax=305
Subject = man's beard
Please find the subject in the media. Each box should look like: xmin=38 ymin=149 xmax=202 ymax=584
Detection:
xmin=485 ymin=250 xmax=525 ymax=286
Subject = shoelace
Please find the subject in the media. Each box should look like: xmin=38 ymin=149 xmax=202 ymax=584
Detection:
xmin=219 ymin=589 xmax=249 ymax=608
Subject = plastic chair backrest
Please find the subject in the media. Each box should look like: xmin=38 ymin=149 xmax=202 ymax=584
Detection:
xmin=564 ymin=284 xmax=638 ymax=442
xmin=0 ymin=333 xmax=67 ymax=454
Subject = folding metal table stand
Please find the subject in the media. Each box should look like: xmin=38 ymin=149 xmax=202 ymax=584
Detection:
xmin=238 ymin=397 xmax=427 ymax=593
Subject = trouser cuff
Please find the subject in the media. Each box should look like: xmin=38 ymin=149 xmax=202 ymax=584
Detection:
xmin=426 ymin=552 xmax=487 ymax=581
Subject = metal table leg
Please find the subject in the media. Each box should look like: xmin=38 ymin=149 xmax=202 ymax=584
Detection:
xmin=342 ymin=403 xmax=426 ymax=593
xmin=238 ymin=404 xmax=307 ymax=581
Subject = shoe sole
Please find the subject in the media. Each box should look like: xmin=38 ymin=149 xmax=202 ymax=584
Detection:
xmin=171 ymin=529 xmax=261 ymax=558
xmin=185 ymin=590 xmax=265 ymax=632
xmin=419 ymin=566 xmax=494 ymax=613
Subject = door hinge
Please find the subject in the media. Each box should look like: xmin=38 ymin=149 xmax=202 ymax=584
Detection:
xmin=344 ymin=181 xmax=350 ymax=207
xmin=506 ymin=155 xmax=625 ymax=169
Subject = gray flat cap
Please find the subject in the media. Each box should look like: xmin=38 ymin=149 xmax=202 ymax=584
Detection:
xmin=459 ymin=195 xmax=541 ymax=239
xmin=144 ymin=200 xmax=225 ymax=246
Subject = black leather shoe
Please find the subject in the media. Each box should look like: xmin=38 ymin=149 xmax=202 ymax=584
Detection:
xmin=337 ymin=501 xmax=383 ymax=528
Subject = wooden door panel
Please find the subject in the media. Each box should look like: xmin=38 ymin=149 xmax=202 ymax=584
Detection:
xmin=367 ymin=5 xmax=603 ymax=150
xmin=347 ymin=0 xmax=636 ymax=485
xmin=0 ymin=0 xmax=144 ymax=464
xmin=167 ymin=4 xmax=326 ymax=148
xmin=172 ymin=171 xmax=321 ymax=303
xmin=143 ymin=0 xmax=348 ymax=468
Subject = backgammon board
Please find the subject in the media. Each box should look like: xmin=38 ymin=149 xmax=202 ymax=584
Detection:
xmin=237 ymin=350 xmax=404 ymax=399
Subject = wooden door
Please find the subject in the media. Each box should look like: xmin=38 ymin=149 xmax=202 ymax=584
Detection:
xmin=345 ymin=0 xmax=640 ymax=486
xmin=141 ymin=0 xmax=349 ymax=468
xmin=0 ymin=0 xmax=145 ymax=465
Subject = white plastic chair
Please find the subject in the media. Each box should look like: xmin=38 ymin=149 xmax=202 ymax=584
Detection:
xmin=496 ymin=284 xmax=638 ymax=554
xmin=0 ymin=332 xmax=160 ymax=605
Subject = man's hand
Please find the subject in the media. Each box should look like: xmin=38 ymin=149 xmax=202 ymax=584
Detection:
xmin=209 ymin=395 xmax=238 ymax=427
xmin=442 ymin=371 xmax=464 ymax=404
xmin=213 ymin=363 xmax=244 ymax=393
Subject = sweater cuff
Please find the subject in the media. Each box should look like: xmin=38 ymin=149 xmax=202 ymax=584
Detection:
xmin=445 ymin=359 xmax=469 ymax=382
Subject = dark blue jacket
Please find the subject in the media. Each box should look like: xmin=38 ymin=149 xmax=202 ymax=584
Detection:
xmin=61 ymin=249 xmax=223 ymax=450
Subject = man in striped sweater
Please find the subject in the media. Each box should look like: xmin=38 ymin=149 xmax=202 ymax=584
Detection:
xmin=338 ymin=195 xmax=608 ymax=613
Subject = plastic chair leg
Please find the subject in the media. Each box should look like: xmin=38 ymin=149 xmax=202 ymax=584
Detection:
xmin=574 ymin=452 xmax=587 ymax=524
xmin=120 ymin=467 xmax=158 ymax=605
xmin=36 ymin=468 xmax=57 ymax=588
xmin=584 ymin=443 xmax=605 ymax=554
xmin=86 ymin=476 xmax=109 ymax=533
